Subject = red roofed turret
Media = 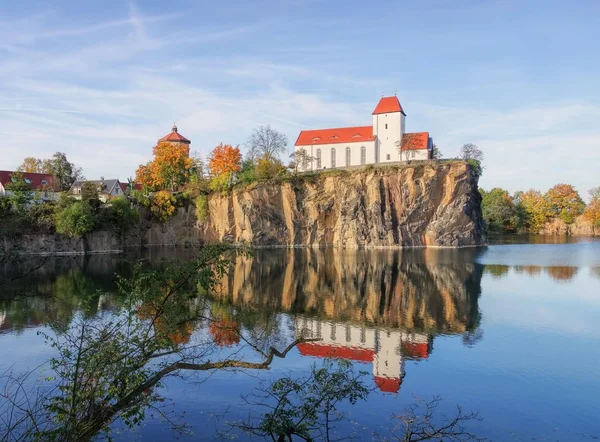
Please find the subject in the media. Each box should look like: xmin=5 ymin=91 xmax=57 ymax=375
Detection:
xmin=158 ymin=123 xmax=191 ymax=145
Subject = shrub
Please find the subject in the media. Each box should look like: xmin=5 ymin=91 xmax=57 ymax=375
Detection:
xmin=195 ymin=195 xmax=208 ymax=222
xmin=55 ymin=201 xmax=96 ymax=237
xmin=81 ymin=181 xmax=101 ymax=210
xmin=237 ymin=160 xmax=257 ymax=185
xmin=209 ymin=173 xmax=233 ymax=193
xmin=150 ymin=190 xmax=176 ymax=223
xmin=256 ymin=158 xmax=287 ymax=181
xmin=0 ymin=196 xmax=11 ymax=218
xmin=109 ymin=196 xmax=139 ymax=236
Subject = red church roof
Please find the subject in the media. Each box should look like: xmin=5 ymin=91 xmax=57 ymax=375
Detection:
xmin=0 ymin=171 xmax=59 ymax=191
xmin=159 ymin=124 xmax=190 ymax=144
xmin=374 ymin=376 xmax=402 ymax=393
xmin=296 ymin=342 xmax=375 ymax=363
xmin=372 ymin=96 xmax=405 ymax=115
xmin=295 ymin=125 xmax=375 ymax=146
xmin=401 ymin=132 xmax=429 ymax=151
xmin=401 ymin=341 xmax=430 ymax=359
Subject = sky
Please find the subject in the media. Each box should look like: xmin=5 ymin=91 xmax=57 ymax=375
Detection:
xmin=1 ymin=0 xmax=599 ymax=196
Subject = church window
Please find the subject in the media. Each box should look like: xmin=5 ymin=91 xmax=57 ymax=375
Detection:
xmin=412 ymin=151 xmax=416 ymax=158
xmin=346 ymin=147 xmax=351 ymax=166
xmin=385 ymin=124 xmax=388 ymax=129
xmin=316 ymin=149 xmax=322 ymax=168
xmin=331 ymin=148 xmax=336 ymax=168
xmin=361 ymin=146 xmax=366 ymax=165
xmin=386 ymin=154 xmax=391 ymax=160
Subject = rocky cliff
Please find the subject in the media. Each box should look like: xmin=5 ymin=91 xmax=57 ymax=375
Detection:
xmin=196 ymin=162 xmax=485 ymax=247
xmin=1 ymin=162 xmax=486 ymax=254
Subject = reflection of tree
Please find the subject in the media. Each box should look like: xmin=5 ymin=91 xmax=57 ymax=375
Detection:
xmin=209 ymin=319 xmax=241 ymax=347
xmin=211 ymin=249 xmax=483 ymax=336
xmin=483 ymin=264 xmax=510 ymax=278
xmin=514 ymin=265 xmax=542 ymax=276
xmin=545 ymin=266 xmax=578 ymax=282
xmin=591 ymin=267 xmax=600 ymax=280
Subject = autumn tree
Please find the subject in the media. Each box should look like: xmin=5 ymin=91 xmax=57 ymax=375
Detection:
xmin=583 ymin=187 xmax=600 ymax=226
xmin=152 ymin=141 xmax=193 ymax=191
xmin=518 ymin=189 xmax=552 ymax=232
xmin=208 ymin=143 xmax=242 ymax=191
xmin=16 ymin=157 xmax=44 ymax=173
xmin=135 ymin=163 xmax=153 ymax=190
xmin=544 ymin=184 xmax=585 ymax=224
xmin=247 ymin=125 xmax=288 ymax=162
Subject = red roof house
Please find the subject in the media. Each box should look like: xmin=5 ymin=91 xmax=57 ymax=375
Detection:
xmin=0 ymin=171 xmax=59 ymax=193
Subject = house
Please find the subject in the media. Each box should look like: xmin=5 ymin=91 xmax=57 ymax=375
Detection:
xmin=295 ymin=315 xmax=432 ymax=393
xmin=294 ymin=95 xmax=433 ymax=171
xmin=69 ymin=178 xmax=125 ymax=202
xmin=0 ymin=170 xmax=60 ymax=201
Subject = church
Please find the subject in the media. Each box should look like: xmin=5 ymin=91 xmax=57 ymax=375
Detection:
xmin=294 ymin=95 xmax=433 ymax=170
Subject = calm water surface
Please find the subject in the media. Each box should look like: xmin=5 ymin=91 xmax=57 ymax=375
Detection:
xmin=1 ymin=237 xmax=600 ymax=441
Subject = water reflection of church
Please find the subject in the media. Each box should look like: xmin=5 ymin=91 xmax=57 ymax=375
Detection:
xmin=295 ymin=315 xmax=432 ymax=393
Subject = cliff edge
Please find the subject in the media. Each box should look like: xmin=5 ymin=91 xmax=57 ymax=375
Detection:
xmin=190 ymin=162 xmax=485 ymax=248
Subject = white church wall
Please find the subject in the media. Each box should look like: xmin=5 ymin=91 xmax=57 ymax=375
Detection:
xmin=296 ymin=141 xmax=376 ymax=171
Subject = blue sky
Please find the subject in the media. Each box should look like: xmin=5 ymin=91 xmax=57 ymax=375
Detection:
xmin=1 ymin=0 xmax=599 ymax=196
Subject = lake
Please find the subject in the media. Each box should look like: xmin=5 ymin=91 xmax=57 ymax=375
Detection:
xmin=1 ymin=237 xmax=600 ymax=441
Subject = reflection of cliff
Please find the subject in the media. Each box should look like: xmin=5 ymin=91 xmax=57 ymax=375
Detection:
xmin=212 ymin=249 xmax=483 ymax=334
xmin=296 ymin=315 xmax=432 ymax=393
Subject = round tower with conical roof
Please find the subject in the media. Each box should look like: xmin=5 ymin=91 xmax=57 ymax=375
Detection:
xmin=158 ymin=123 xmax=191 ymax=146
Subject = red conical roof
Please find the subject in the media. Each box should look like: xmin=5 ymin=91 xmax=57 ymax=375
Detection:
xmin=158 ymin=124 xmax=190 ymax=144
xmin=372 ymin=96 xmax=405 ymax=115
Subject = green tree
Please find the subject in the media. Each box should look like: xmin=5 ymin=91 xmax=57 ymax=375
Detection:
xmin=108 ymin=196 xmax=138 ymax=236
xmin=237 ymin=159 xmax=258 ymax=185
xmin=4 ymin=172 xmax=34 ymax=213
xmin=55 ymin=202 xmax=96 ymax=236
xmin=480 ymin=188 xmax=518 ymax=232
xmin=80 ymin=181 xmax=101 ymax=210
xmin=43 ymin=152 xmax=84 ymax=191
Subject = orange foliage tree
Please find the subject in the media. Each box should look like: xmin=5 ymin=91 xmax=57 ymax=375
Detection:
xmin=583 ymin=187 xmax=600 ymax=226
xmin=545 ymin=184 xmax=585 ymax=224
xmin=208 ymin=143 xmax=241 ymax=186
xmin=135 ymin=141 xmax=193 ymax=191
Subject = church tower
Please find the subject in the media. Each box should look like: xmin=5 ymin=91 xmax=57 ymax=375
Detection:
xmin=158 ymin=124 xmax=191 ymax=147
xmin=372 ymin=96 xmax=406 ymax=163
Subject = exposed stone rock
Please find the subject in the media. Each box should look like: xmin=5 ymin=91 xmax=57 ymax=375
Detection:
xmin=195 ymin=162 xmax=486 ymax=247
xmin=539 ymin=216 xmax=598 ymax=236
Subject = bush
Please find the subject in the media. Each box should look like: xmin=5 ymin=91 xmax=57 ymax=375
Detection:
xmin=55 ymin=202 xmax=96 ymax=237
xmin=237 ymin=160 xmax=257 ymax=185
xmin=466 ymin=159 xmax=483 ymax=176
xmin=195 ymin=195 xmax=208 ymax=222
xmin=109 ymin=197 xmax=139 ymax=236
xmin=256 ymin=158 xmax=287 ymax=181
xmin=81 ymin=181 xmax=101 ymax=210
xmin=0 ymin=196 xmax=11 ymax=218
xmin=150 ymin=190 xmax=176 ymax=223
xmin=209 ymin=173 xmax=233 ymax=193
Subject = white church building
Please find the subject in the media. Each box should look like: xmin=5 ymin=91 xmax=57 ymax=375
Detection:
xmin=294 ymin=96 xmax=433 ymax=171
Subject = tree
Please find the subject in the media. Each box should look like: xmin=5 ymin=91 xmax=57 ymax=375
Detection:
xmin=150 ymin=141 xmax=194 ymax=191
xmin=256 ymin=157 xmax=286 ymax=180
xmin=208 ymin=143 xmax=242 ymax=189
xmin=4 ymin=172 xmax=34 ymax=213
xmin=235 ymin=360 xmax=369 ymax=441
xmin=55 ymin=202 xmax=96 ymax=236
xmin=480 ymin=188 xmax=518 ymax=232
xmin=544 ymin=184 xmax=585 ymax=224
xmin=43 ymin=152 xmax=84 ymax=191
xmin=135 ymin=163 xmax=153 ymax=190
xmin=289 ymin=148 xmax=315 ymax=173
xmin=150 ymin=190 xmax=177 ymax=223
xmin=583 ymin=187 xmax=600 ymax=226
xmin=432 ymin=144 xmax=443 ymax=160
xmin=247 ymin=125 xmax=288 ymax=162
xmin=80 ymin=181 xmax=101 ymax=210
xmin=519 ymin=189 xmax=552 ymax=232
xmin=16 ymin=157 xmax=44 ymax=173
xmin=388 ymin=396 xmax=486 ymax=442
xmin=459 ymin=144 xmax=484 ymax=176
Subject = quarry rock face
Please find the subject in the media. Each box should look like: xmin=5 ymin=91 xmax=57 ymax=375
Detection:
xmin=196 ymin=162 xmax=486 ymax=248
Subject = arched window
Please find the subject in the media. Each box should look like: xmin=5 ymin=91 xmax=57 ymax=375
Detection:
xmin=346 ymin=146 xmax=351 ymax=166
xmin=316 ymin=149 xmax=322 ymax=169
xmin=331 ymin=148 xmax=336 ymax=168
xmin=361 ymin=146 xmax=366 ymax=165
